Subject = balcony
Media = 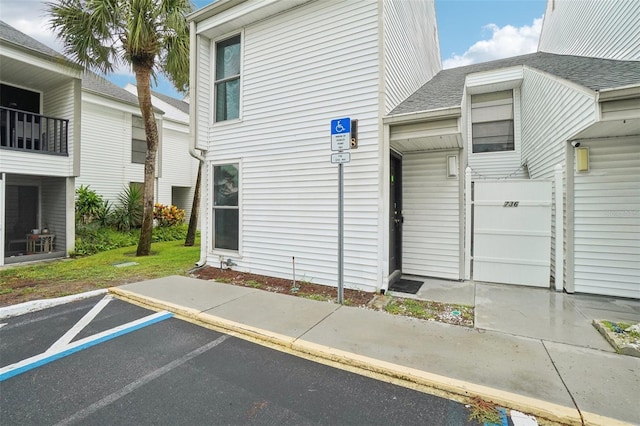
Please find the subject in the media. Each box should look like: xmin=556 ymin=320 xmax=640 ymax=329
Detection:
xmin=0 ymin=107 xmax=69 ymax=155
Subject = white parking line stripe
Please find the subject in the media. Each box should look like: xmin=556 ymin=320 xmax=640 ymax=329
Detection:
xmin=46 ymin=295 xmax=113 ymax=353
xmin=0 ymin=311 xmax=173 ymax=382
xmin=54 ymin=335 xmax=230 ymax=426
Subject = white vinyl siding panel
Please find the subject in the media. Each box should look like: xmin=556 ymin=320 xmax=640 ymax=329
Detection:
xmin=573 ymin=136 xmax=640 ymax=299
xmin=158 ymin=127 xmax=195 ymax=217
xmin=383 ymin=0 xmax=440 ymax=113
xmin=40 ymin=177 xmax=68 ymax=252
xmin=76 ymin=101 xmax=138 ymax=203
xmin=204 ymin=0 xmax=381 ymax=292
xmin=196 ymin=35 xmax=211 ymax=147
xmin=402 ymin=151 xmax=460 ymax=279
xmin=520 ymin=67 xmax=596 ymax=179
xmin=519 ymin=67 xmax=595 ymax=286
xmin=539 ymin=0 xmax=640 ymax=61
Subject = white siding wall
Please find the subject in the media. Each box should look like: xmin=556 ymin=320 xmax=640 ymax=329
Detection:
xmin=573 ymin=136 xmax=640 ymax=298
xmin=202 ymin=0 xmax=381 ymax=291
xmin=43 ymin=81 xmax=76 ymax=175
xmin=519 ymin=67 xmax=596 ymax=288
xmin=520 ymin=67 xmax=596 ymax=179
xmin=195 ymin=35 xmax=211 ymax=152
xmin=402 ymin=151 xmax=460 ymax=279
xmin=41 ymin=177 xmax=68 ymax=252
xmin=538 ymin=0 xmax=640 ymax=61
xmin=383 ymin=0 xmax=441 ymax=113
xmin=158 ymin=126 xmax=195 ymax=218
xmin=76 ymin=100 xmax=137 ymax=203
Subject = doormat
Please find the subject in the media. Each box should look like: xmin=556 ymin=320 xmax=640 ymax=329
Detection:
xmin=388 ymin=279 xmax=423 ymax=294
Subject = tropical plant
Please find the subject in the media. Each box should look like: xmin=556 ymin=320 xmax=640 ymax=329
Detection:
xmin=75 ymin=185 xmax=105 ymax=225
xmin=153 ymin=203 xmax=186 ymax=227
xmin=48 ymin=0 xmax=192 ymax=255
xmin=112 ymin=185 xmax=144 ymax=231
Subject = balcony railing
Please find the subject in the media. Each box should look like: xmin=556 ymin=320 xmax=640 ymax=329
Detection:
xmin=0 ymin=107 xmax=69 ymax=155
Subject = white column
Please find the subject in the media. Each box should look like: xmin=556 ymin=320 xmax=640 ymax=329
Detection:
xmin=464 ymin=166 xmax=472 ymax=280
xmin=554 ymin=164 xmax=564 ymax=292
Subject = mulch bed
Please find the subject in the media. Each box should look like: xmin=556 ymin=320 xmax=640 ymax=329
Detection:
xmin=190 ymin=266 xmax=375 ymax=307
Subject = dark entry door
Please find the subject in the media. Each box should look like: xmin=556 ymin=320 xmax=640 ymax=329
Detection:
xmin=389 ymin=153 xmax=402 ymax=273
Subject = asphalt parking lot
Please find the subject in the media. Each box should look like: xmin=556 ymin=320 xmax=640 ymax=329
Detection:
xmin=1 ymin=296 xmax=484 ymax=425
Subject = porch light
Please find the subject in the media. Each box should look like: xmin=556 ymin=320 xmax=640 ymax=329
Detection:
xmin=447 ymin=155 xmax=458 ymax=178
xmin=576 ymin=147 xmax=589 ymax=172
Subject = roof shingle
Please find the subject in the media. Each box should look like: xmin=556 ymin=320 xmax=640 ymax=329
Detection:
xmin=391 ymin=52 xmax=640 ymax=115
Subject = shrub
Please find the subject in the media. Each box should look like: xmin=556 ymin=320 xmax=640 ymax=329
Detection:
xmin=152 ymin=223 xmax=190 ymax=242
xmin=75 ymin=185 xmax=105 ymax=225
xmin=112 ymin=185 xmax=143 ymax=231
xmin=154 ymin=203 xmax=186 ymax=227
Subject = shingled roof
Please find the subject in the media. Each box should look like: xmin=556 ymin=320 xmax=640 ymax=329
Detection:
xmin=390 ymin=52 xmax=640 ymax=115
xmin=150 ymin=89 xmax=189 ymax=114
xmin=81 ymin=70 xmax=145 ymax=107
xmin=0 ymin=20 xmax=73 ymax=64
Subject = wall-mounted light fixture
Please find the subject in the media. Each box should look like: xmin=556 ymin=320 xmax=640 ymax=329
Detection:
xmin=447 ymin=155 xmax=458 ymax=178
xmin=576 ymin=147 xmax=589 ymax=172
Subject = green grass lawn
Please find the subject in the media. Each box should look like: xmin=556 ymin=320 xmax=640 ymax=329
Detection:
xmin=0 ymin=239 xmax=200 ymax=306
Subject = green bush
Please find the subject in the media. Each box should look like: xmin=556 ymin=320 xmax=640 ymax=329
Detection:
xmin=112 ymin=185 xmax=143 ymax=231
xmin=75 ymin=223 xmax=191 ymax=256
xmin=75 ymin=185 xmax=106 ymax=225
xmin=152 ymin=223 xmax=190 ymax=242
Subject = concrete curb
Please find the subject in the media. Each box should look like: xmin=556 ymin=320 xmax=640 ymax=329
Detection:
xmin=108 ymin=287 xmax=633 ymax=426
xmin=0 ymin=289 xmax=108 ymax=320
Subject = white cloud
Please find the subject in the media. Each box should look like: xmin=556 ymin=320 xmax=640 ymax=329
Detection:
xmin=0 ymin=0 xmax=133 ymax=76
xmin=443 ymin=16 xmax=543 ymax=69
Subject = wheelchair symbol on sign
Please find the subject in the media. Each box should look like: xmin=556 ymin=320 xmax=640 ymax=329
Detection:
xmin=335 ymin=121 xmax=346 ymax=133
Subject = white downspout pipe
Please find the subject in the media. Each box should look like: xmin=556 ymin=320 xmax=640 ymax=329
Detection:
xmin=188 ymin=21 xmax=207 ymax=267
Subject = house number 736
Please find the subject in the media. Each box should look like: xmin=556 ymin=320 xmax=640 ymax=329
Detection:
xmin=503 ymin=201 xmax=519 ymax=207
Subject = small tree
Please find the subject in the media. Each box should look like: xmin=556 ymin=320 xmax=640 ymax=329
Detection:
xmin=184 ymin=161 xmax=201 ymax=246
xmin=48 ymin=0 xmax=192 ymax=255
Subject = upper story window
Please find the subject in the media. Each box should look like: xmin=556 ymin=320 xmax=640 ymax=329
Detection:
xmin=131 ymin=115 xmax=146 ymax=164
xmin=214 ymin=35 xmax=241 ymax=122
xmin=471 ymin=90 xmax=514 ymax=153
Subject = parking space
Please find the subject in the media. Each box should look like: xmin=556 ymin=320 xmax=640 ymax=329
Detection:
xmin=1 ymin=297 xmax=483 ymax=425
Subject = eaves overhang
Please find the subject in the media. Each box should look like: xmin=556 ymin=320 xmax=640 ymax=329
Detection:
xmin=383 ymin=106 xmax=461 ymax=126
xmin=189 ymin=0 xmax=312 ymax=39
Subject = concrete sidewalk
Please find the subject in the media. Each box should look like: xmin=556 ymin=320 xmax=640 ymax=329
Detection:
xmin=109 ymin=275 xmax=640 ymax=426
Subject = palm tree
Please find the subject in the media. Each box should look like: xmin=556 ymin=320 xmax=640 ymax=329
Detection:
xmin=47 ymin=0 xmax=192 ymax=256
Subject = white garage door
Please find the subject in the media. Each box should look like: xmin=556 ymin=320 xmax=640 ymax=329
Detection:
xmin=473 ymin=180 xmax=552 ymax=287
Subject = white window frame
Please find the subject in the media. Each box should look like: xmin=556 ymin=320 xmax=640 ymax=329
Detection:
xmin=131 ymin=115 xmax=146 ymax=164
xmin=210 ymin=160 xmax=242 ymax=255
xmin=470 ymin=90 xmax=515 ymax=154
xmin=212 ymin=32 xmax=243 ymax=124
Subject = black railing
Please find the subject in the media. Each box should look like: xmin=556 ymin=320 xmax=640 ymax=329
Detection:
xmin=0 ymin=107 xmax=69 ymax=155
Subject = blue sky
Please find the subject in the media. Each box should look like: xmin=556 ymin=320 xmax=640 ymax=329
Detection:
xmin=1 ymin=0 xmax=547 ymax=99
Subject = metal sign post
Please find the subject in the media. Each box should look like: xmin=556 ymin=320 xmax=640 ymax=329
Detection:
xmin=330 ymin=117 xmax=350 ymax=304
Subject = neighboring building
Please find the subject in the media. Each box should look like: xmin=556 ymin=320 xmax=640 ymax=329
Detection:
xmin=538 ymin=0 xmax=640 ymax=61
xmin=387 ymin=52 xmax=640 ymax=299
xmin=0 ymin=20 xmax=197 ymax=267
xmin=76 ymin=74 xmax=196 ymax=219
xmin=188 ymin=0 xmax=442 ymax=292
xmin=0 ymin=21 xmax=82 ymax=266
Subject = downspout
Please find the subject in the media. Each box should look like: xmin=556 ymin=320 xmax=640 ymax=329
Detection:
xmin=188 ymin=21 xmax=207 ymax=267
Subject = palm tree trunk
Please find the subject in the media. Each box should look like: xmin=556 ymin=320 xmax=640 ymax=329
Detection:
xmin=133 ymin=65 xmax=159 ymax=256
xmin=185 ymin=160 xmax=202 ymax=247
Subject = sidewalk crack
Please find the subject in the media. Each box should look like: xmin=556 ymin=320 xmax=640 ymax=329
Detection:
xmin=542 ymin=340 xmax=585 ymax=425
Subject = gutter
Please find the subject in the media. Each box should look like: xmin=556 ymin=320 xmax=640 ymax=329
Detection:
xmin=187 ymin=21 xmax=207 ymax=268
